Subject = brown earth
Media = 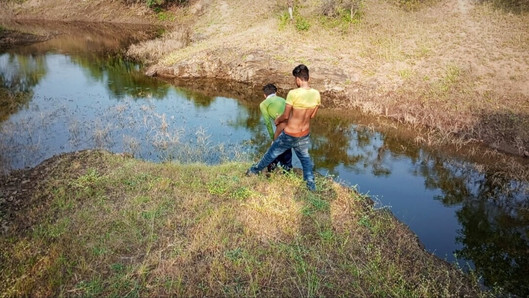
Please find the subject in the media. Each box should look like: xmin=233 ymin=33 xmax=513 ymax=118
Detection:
xmin=1 ymin=0 xmax=529 ymax=159
xmin=0 ymin=27 xmax=51 ymax=51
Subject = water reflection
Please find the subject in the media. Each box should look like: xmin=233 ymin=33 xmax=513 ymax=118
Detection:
xmin=1 ymin=22 xmax=528 ymax=296
xmin=71 ymin=55 xmax=170 ymax=99
xmin=0 ymin=54 xmax=47 ymax=121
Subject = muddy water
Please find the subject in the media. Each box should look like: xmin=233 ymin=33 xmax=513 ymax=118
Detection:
xmin=1 ymin=22 xmax=528 ymax=295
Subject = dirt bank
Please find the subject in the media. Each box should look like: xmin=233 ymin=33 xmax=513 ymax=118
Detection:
xmin=0 ymin=26 xmax=51 ymax=51
xmin=0 ymin=0 xmax=156 ymax=24
xmin=2 ymin=0 xmax=528 ymax=158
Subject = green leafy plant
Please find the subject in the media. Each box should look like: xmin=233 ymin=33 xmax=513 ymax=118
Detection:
xmin=295 ymin=14 xmax=311 ymax=31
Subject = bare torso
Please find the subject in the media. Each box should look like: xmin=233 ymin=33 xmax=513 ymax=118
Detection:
xmin=274 ymin=83 xmax=320 ymax=136
xmin=276 ymin=103 xmax=319 ymax=136
xmin=284 ymin=107 xmax=317 ymax=134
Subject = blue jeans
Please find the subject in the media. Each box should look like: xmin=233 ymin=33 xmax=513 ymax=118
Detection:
xmin=271 ymin=149 xmax=292 ymax=171
xmin=249 ymin=132 xmax=315 ymax=191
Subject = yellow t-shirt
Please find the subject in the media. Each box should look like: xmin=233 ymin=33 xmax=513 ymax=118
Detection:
xmin=286 ymin=88 xmax=321 ymax=109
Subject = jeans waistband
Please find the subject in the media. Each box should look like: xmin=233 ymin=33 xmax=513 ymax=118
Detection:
xmin=285 ymin=129 xmax=310 ymax=138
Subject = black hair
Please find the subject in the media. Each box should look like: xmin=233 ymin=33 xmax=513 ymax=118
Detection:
xmin=292 ymin=64 xmax=309 ymax=81
xmin=263 ymin=83 xmax=278 ymax=96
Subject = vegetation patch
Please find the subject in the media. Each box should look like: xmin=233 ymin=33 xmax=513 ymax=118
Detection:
xmin=386 ymin=0 xmax=439 ymax=11
xmin=478 ymin=0 xmax=529 ymax=13
xmin=0 ymin=150 xmax=485 ymax=296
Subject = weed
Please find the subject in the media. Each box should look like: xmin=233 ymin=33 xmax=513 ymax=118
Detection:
xmin=230 ymin=186 xmax=252 ymax=201
xmin=295 ymin=14 xmax=311 ymax=31
xmin=358 ymin=214 xmax=371 ymax=228
xmin=77 ymin=278 xmax=103 ymax=296
xmin=278 ymin=11 xmax=291 ymax=30
xmin=398 ymin=68 xmax=413 ymax=80
xmin=157 ymin=11 xmax=175 ymax=21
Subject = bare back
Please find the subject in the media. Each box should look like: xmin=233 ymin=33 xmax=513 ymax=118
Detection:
xmin=275 ymin=85 xmax=321 ymax=136
xmin=283 ymin=105 xmax=318 ymax=135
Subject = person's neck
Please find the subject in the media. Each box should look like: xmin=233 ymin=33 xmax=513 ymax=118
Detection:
xmin=299 ymin=81 xmax=310 ymax=89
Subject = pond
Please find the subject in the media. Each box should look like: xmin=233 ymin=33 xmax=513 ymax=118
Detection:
xmin=1 ymin=21 xmax=528 ymax=296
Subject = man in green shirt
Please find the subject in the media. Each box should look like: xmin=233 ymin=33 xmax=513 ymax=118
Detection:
xmin=260 ymin=83 xmax=292 ymax=172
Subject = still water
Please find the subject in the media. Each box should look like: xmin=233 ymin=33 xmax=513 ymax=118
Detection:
xmin=1 ymin=22 xmax=528 ymax=295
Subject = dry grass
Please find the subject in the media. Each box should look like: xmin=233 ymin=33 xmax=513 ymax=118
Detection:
xmin=0 ymin=150 xmax=486 ymax=296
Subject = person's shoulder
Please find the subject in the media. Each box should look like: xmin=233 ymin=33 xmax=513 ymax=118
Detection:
xmin=287 ymin=87 xmax=302 ymax=95
xmin=274 ymin=95 xmax=286 ymax=101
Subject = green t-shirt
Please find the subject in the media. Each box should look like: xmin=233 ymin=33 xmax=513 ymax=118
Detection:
xmin=285 ymin=87 xmax=321 ymax=109
xmin=260 ymin=94 xmax=286 ymax=139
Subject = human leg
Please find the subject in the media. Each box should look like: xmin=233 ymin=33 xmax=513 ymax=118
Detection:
xmin=275 ymin=149 xmax=292 ymax=171
xmin=247 ymin=133 xmax=291 ymax=175
xmin=292 ymin=134 xmax=315 ymax=191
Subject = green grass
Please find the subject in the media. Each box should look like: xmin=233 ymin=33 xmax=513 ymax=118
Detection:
xmin=0 ymin=150 xmax=485 ymax=296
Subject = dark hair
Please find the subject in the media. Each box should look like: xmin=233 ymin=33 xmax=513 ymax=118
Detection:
xmin=262 ymin=83 xmax=278 ymax=96
xmin=292 ymin=64 xmax=309 ymax=81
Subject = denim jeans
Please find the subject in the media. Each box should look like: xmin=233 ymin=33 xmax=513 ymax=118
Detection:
xmin=271 ymin=149 xmax=292 ymax=171
xmin=249 ymin=132 xmax=315 ymax=191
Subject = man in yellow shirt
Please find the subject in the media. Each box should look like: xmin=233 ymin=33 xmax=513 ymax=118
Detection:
xmin=247 ymin=65 xmax=320 ymax=191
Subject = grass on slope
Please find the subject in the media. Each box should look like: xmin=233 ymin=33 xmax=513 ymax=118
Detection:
xmin=0 ymin=150 xmax=484 ymax=296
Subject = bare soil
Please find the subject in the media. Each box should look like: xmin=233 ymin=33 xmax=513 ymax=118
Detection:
xmin=1 ymin=0 xmax=528 ymax=159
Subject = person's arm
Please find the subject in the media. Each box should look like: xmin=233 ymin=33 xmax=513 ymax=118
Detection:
xmin=310 ymin=105 xmax=319 ymax=118
xmin=310 ymin=92 xmax=321 ymax=119
xmin=273 ymin=121 xmax=287 ymax=140
xmin=260 ymin=101 xmax=274 ymax=139
xmin=275 ymin=104 xmax=292 ymax=125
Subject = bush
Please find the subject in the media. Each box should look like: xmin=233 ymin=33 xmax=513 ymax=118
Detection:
xmin=319 ymin=0 xmax=364 ymax=30
xmin=295 ymin=14 xmax=311 ymax=31
xmin=320 ymin=0 xmax=363 ymax=18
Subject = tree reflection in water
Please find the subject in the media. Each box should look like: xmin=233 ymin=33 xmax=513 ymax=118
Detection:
xmin=71 ymin=54 xmax=171 ymax=100
xmin=0 ymin=53 xmax=47 ymax=122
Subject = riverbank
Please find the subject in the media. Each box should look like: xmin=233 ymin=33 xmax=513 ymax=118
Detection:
xmin=0 ymin=150 xmax=486 ymax=296
xmin=1 ymin=0 xmax=528 ymax=158
xmin=130 ymin=0 xmax=529 ymax=159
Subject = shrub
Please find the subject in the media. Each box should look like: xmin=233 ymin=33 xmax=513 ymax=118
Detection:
xmin=320 ymin=0 xmax=363 ymax=18
xmin=295 ymin=14 xmax=311 ymax=31
xmin=319 ymin=0 xmax=364 ymax=30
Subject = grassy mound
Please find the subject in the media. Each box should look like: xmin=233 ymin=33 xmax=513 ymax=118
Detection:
xmin=0 ymin=150 xmax=483 ymax=296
